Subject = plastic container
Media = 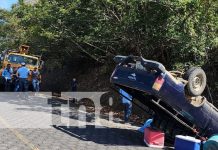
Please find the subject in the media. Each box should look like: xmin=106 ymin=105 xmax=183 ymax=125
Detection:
xmin=144 ymin=127 xmax=165 ymax=148
xmin=174 ymin=135 xmax=201 ymax=150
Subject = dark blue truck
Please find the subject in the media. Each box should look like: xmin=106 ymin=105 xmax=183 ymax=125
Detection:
xmin=110 ymin=55 xmax=218 ymax=139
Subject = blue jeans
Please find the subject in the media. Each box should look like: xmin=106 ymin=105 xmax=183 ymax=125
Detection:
xmin=19 ymin=78 xmax=28 ymax=92
xmin=32 ymin=79 xmax=40 ymax=92
xmin=123 ymin=103 xmax=132 ymax=122
xmin=14 ymin=80 xmax=19 ymax=92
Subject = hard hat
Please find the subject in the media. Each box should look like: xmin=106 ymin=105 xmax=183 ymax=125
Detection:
xmin=21 ymin=62 xmax=26 ymax=66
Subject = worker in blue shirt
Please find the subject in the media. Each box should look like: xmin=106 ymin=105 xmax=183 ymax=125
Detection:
xmin=16 ymin=62 xmax=30 ymax=92
xmin=119 ymin=89 xmax=133 ymax=123
xmin=2 ymin=64 xmax=13 ymax=91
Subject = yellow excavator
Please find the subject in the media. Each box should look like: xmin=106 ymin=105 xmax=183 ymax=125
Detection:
xmin=0 ymin=45 xmax=44 ymax=90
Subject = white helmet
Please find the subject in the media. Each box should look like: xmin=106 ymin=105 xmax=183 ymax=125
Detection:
xmin=21 ymin=62 xmax=26 ymax=66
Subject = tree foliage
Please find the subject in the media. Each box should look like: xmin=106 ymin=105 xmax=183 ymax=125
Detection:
xmin=0 ymin=0 xmax=217 ymax=68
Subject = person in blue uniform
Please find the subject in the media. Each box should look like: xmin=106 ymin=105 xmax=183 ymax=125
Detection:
xmin=119 ymin=89 xmax=133 ymax=123
xmin=16 ymin=62 xmax=30 ymax=92
xmin=2 ymin=64 xmax=13 ymax=91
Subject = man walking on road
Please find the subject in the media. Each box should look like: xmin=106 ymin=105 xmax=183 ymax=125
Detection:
xmin=71 ymin=78 xmax=78 ymax=92
xmin=2 ymin=64 xmax=13 ymax=91
xmin=119 ymin=89 xmax=133 ymax=123
xmin=31 ymin=67 xmax=41 ymax=92
xmin=16 ymin=62 xmax=30 ymax=92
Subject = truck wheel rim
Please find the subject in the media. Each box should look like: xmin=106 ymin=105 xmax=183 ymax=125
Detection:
xmin=192 ymin=75 xmax=203 ymax=91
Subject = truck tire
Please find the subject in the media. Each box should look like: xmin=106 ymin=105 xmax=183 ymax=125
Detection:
xmin=184 ymin=67 xmax=206 ymax=96
xmin=183 ymin=67 xmax=198 ymax=80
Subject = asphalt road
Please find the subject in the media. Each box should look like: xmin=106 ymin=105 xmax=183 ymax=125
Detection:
xmin=0 ymin=92 xmax=171 ymax=150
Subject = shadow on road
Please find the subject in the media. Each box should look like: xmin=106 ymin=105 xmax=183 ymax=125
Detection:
xmin=53 ymin=125 xmax=144 ymax=146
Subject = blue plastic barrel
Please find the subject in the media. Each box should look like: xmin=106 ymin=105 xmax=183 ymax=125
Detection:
xmin=203 ymin=135 xmax=218 ymax=150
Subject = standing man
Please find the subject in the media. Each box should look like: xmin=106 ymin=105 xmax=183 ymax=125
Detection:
xmin=2 ymin=64 xmax=13 ymax=91
xmin=31 ymin=67 xmax=41 ymax=92
xmin=119 ymin=89 xmax=133 ymax=123
xmin=16 ymin=62 xmax=30 ymax=92
xmin=71 ymin=78 xmax=78 ymax=92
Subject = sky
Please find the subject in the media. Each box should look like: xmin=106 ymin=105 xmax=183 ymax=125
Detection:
xmin=0 ymin=0 xmax=18 ymax=10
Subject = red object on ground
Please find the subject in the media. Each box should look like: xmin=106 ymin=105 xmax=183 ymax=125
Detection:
xmin=144 ymin=127 xmax=165 ymax=148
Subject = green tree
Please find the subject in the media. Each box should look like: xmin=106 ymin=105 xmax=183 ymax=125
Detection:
xmin=0 ymin=0 xmax=217 ymax=68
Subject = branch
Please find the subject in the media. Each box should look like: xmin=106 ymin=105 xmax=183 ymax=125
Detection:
xmin=71 ymin=40 xmax=103 ymax=63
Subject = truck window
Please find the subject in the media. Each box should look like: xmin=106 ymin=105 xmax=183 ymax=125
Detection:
xmin=7 ymin=54 xmax=38 ymax=66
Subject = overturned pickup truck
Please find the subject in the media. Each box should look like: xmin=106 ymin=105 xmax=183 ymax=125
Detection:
xmin=110 ymin=55 xmax=218 ymax=139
